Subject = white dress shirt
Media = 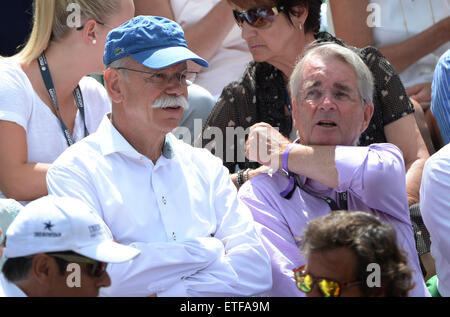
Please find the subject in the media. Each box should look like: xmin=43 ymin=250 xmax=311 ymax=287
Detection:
xmin=420 ymin=144 xmax=450 ymax=296
xmin=47 ymin=114 xmax=271 ymax=297
xmin=0 ymin=274 xmax=27 ymax=297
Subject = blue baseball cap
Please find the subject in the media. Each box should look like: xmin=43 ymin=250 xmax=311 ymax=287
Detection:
xmin=103 ymin=15 xmax=208 ymax=69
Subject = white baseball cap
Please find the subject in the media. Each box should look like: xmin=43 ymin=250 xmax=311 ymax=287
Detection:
xmin=3 ymin=195 xmax=140 ymax=263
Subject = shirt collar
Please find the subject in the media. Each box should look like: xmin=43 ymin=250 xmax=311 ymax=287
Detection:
xmin=162 ymin=134 xmax=175 ymax=159
xmin=98 ymin=114 xmax=175 ymax=160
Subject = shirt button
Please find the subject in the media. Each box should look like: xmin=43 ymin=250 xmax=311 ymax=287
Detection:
xmin=162 ymin=196 xmax=167 ymax=205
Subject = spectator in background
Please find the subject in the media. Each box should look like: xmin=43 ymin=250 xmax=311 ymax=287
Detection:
xmin=420 ymin=144 xmax=450 ymax=297
xmin=46 ymin=16 xmax=271 ymax=297
xmin=0 ymin=196 xmax=141 ymax=297
xmin=0 ymin=199 xmax=22 ymax=269
xmin=430 ymin=49 xmax=450 ymax=146
xmin=0 ymin=0 xmax=135 ymax=204
xmin=134 ymin=0 xmax=252 ymax=100
xmin=296 ymin=210 xmax=415 ymax=297
xmin=329 ymin=0 xmax=450 ymax=153
xmin=238 ymin=43 xmax=429 ymax=297
xmin=200 ymin=0 xmax=429 ymax=212
xmin=134 ymin=0 xmax=252 ymax=144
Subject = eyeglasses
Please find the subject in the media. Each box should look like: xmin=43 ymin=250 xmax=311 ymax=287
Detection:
xmin=293 ymin=265 xmax=361 ymax=297
xmin=232 ymin=6 xmax=284 ymax=29
xmin=47 ymin=253 xmax=108 ymax=278
xmin=76 ymin=20 xmax=114 ymax=31
xmin=301 ymin=87 xmax=365 ymax=106
xmin=112 ymin=67 xmax=197 ymax=88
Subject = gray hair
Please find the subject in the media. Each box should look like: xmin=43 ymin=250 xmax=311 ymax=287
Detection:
xmin=289 ymin=42 xmax=374 ymax=106
xmin=106 ymin=56 xmax=134 ymax=81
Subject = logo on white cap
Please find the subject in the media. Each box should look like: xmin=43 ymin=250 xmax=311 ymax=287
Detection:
xmin=34 ymin=221 xmax=62 ymax=238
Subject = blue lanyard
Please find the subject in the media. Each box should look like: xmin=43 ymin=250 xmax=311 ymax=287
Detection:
xmin=38 ymin=52 xmax=88 ymax=146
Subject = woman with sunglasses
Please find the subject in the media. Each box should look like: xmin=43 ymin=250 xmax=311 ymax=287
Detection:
xmin=200 ymin=0 xmax=429 ymax=210
xmin=0 ymin=0 xmax=135 ymax=204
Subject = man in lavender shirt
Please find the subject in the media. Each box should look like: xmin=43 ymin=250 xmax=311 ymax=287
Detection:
xmin=239 ymin=43 xmax=429 ymax=297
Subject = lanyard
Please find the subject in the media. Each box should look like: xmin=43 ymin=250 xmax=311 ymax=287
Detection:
xmin=38 ymin=52 xmax=88 ymax=147
xmin=282 ymin=174 xmax=348 ymax=211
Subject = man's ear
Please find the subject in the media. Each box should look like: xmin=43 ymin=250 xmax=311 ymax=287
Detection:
xmin=292 ymin=97 xmax=299 ymax=128
xmin=104 ymin=69 xmax=125 ymax=103
xmin=361 ymin=102 xmax=374 ymax=133
xmin=31 ymin=254 xmax=54 ymax=286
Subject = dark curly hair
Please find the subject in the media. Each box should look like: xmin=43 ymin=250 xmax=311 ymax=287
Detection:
xmin=299 ymin=210 xmax=415 ymax=297
xmin=228 ymin=0 xmax=322 ymax=33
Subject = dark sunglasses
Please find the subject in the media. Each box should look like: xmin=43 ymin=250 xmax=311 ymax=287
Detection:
xmin=293 ymin=265 xmax=361 ymax=297
xmin=232 ymin=6 xmax=284 ymax=29
xmin=48 ymin=253 xmax=108 ymax=278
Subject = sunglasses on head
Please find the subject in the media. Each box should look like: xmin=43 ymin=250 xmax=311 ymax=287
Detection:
xmin=47 ymin=252 xmax=108 ymax=278
xmin=293 ymin=265 xmax=361 ymax=297
xmin=232 ymin=6 xmax=284 ymax=29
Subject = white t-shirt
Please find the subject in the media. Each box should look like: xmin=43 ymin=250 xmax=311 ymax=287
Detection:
xmin=0 ymin=58 xmax=111 ymax=201
xmin=371 ymin=0 xmax=450 ymax=88
xmin=171 ymin=0 xmax=252 ymax=99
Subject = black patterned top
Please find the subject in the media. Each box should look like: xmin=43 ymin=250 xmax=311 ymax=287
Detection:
xmin=200 ymin=32 xmax=414 ymax=173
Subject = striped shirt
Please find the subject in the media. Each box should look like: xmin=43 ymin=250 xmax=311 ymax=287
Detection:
xmin=431 ymin=49 xmax=450 ymax=145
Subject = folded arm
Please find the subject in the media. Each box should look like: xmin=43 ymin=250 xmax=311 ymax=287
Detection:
xmin=103 ymin=237 xmax=226 ymax=297
xmin=162 ymin=162 xmax=272 ymax=296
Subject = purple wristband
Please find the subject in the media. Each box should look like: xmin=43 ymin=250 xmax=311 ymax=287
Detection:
xmin=282 ymin=144 xmax=295 ymax=172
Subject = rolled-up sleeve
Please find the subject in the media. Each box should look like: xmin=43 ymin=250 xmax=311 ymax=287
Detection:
xmin=335 ymin=143 xmax=410 ymax=224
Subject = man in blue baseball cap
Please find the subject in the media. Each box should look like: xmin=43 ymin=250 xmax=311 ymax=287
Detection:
xmin=45 ymin=16 xmax=271 ymax=297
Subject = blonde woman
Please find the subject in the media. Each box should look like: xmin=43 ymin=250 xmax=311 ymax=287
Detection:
xmin=0 ymin=0 xmax=134 ymax=203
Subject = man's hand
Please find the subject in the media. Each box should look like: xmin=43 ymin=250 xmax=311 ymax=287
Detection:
xmin=406 ymin=82 xmax=432 ymax=110
xmin=245 ymin=123 xmax=291 ymax=170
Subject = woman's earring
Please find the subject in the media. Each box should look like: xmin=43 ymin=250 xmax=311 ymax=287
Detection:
xmin=92 ymin=39 xmax=97 ymax=45
xmin=299 ymin=23 xmax=303 ymax=31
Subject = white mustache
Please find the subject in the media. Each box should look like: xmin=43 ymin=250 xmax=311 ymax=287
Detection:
xmin=152 ymin=95 xmax=189 ymax=110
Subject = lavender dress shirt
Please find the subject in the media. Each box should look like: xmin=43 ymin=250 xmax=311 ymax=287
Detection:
xmin=239 ymin=143 xmax=430 ymax=297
